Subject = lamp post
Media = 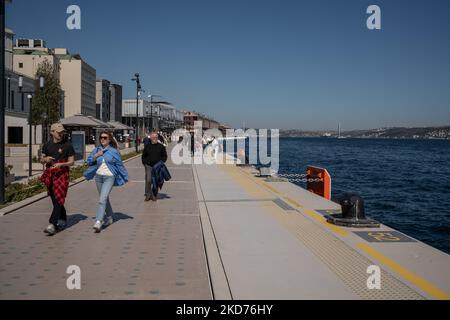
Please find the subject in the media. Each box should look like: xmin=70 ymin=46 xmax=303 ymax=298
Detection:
xmin=139 ymin=89 xmax=146 ymax=131
xmin=131 ymin=73 xmax=141 ymax=153
xmin=145 ymin=105 xmax=149 ymax=132
xmin=148 ymin=94 xmax=161 ymax=132
xmin=18 ymin=75 xmax=44 ymax=177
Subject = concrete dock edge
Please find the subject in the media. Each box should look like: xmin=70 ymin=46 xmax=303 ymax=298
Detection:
xmin=192 ymin=162 xmax=232 ymax=300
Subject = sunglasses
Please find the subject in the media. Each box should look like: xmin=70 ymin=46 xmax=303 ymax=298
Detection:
xmin=100 ymin=136 xmax=109 ymax=140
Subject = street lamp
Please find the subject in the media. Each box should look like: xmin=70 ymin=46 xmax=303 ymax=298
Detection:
xmin=131 ymin=73 xmax=140 ymax=153
xmin=138 ymin=89 xmax=146 ymax=131
xmin=148 ymin=94 xmax=162 ymax=132
xmin=18 ymin=75 xmax=44 ymax=177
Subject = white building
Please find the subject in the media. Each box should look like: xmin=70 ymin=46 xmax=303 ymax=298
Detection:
xmin=156 ymin=102 xmax=185 ymax=131
xmin=122 ymin=99 xmax=153 ymax=136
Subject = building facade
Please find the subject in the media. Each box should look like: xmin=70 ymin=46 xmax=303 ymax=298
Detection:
xmin=13 ymin=39 xmax=61 ymax=80
xmin=184 ymin=111 xmax=220 ymax=131
xmin=122 ymin=99 xmax=152 ymax=136
xmin=56 ymin=48 xmax=96 ymax=118
xmin=96 ymin=79 xmax=111 ymax=121
xmin=4 ymin=70 xmax=43 ymax=144
xmin=5 ymin=28 xmax=14 ymax=71
xmin=109 ymin=84 xmax=122 ymax=122
xmin=157 ymin=102 xmax=184 ymax=132
xmin=122 ymin=99 xmax=186 ymax=134
xmin=5 ymin=34 xmax=45 ymax=145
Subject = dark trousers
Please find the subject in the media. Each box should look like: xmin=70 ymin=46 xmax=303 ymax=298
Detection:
xmin=145 ymin=164 xmax=156 ymax=197
xmin=49 ymin=187 xmax=67 ymax=226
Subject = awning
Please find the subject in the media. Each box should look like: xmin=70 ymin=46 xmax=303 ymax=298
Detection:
xmin=60 ymin=114 xmax=114 ymax=129
xmin=107 ymin=121 xmax=134 ymax=131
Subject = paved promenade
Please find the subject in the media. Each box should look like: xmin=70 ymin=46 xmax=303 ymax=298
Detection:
xmin=0 ymin=152 xmax=211 ymax=299
xmin=1 ymin=146 xmax=450 ymax=300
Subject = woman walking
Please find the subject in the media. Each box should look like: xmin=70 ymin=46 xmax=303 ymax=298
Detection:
xmin=84 ymin=131 xmax=128 ymax=233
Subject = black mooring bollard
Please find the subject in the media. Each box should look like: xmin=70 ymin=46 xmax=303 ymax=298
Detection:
xmin=327 ymin=192 xmax=379 ymax=228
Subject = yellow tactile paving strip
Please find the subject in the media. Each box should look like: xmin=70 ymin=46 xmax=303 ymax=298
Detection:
xmin=219 ymin=164 xmax=426 ymax=299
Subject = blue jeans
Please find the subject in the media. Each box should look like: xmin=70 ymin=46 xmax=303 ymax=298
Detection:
xmin=95 ymin=175 xmax=115 ymax=223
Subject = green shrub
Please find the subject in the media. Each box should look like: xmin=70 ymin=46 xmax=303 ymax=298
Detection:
xmin=70 ymin=164 xmax=88 ymax=181
xmin=5 ymin=179 xmax=46 ymax=203
xmin=122 ymin=150 xmax=141 ymax=161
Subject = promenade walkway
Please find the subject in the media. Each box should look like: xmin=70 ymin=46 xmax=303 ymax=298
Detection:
xmin=1 ymin=146 xmax=450 ymax=300
xmin=0 ymin=150 xmax=211 ymax=299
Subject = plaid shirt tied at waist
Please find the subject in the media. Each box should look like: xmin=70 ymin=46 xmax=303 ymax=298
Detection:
xmin=39 ymin=159 xmax=70 ymax=206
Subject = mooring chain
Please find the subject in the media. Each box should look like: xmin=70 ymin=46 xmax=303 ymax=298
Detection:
xmin=277 ymin=173 xmax=308 ymax=178
xmin=289 ymin=178 xmax=323 ymax=183
xmin=277 ymin=173 xmax=323 ymax=183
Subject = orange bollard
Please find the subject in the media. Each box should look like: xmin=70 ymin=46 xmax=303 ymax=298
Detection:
xmin=306 ymin=166 xmax=331 ymax=200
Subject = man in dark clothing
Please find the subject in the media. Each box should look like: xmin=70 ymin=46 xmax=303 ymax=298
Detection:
xmin=40 ymin=123 xmax=75 ymax=235
xmin=142 ymin=132 xmax=168 ymax=201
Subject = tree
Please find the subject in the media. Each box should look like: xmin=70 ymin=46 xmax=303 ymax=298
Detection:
xmin=32 ymin=59 xmax=62 ymax=143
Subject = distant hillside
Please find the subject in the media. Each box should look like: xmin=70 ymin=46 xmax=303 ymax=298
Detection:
xmin=280 ymin=126 xmax=450 ymax=139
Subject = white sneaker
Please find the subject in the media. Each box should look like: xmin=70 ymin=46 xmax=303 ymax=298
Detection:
xmin=44 ymin=224 xmax=56 ymax=235
xmin=103 ymin=216 xmax=114 ymax=227
xmin=93 ymin=221 xmax=102 ymax=233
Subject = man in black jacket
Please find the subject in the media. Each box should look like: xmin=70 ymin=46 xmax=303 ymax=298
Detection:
xmin=142 ymin=132 xmax=168 ymax=201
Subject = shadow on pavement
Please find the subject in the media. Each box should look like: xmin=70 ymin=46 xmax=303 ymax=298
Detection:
xmin=157 ymin=193 xmax=171 ymax=200
xmin=66 ymin=213 xmax=89 ymax=229
xmin=100 ymin=212 xmax=134 ymax=231
xmin=113 ymin=212 xmax=134 ymax=222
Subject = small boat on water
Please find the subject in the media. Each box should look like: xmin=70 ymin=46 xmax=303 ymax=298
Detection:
xmin=337 ymin=122 xmax=346 ymax=139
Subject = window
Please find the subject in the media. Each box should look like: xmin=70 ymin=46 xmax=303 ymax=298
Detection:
xmin=10 ymin=90 xmax=14 ymax=110
xmin=33 ymin=39 xmax=43 ymax=47
xmin=8 ymin=127 xmax=23 ymax=144
xmin=17 ymin=39 xmax=29 ymax=47
xmin=18 ymin=62 xmax=23 ymax=68
xmin=7 ymin=78 xmax=10 ymax=108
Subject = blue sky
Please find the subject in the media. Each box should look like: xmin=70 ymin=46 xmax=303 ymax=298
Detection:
xmin=6 ymin=0 xmax=450 ymax=130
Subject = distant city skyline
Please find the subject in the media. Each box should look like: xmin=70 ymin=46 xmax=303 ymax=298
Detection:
xmin=6 ymin=0 xmax=450 ymax=130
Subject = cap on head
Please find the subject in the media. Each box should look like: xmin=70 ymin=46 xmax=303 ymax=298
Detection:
xmin=50 ymin=123 xmax=66 ymax=133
